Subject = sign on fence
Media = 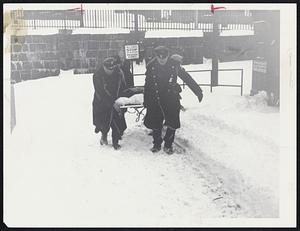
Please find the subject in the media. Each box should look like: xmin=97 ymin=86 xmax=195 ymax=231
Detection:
xmin=253 ymin=60 xmax=267 ymax=73
xmin=125 ymin=44 xmax=139 ymax=60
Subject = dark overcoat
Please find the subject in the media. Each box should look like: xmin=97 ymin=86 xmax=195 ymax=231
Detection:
xmin=143 ymin=57 xmax=203 ymax=130
xmin=121 ymin=60 xmax=134 ymax=88
xmin=92 ymin=66 xmax=127 ymax=135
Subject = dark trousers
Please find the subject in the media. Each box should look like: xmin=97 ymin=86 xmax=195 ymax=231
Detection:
xmin=102 ymin=114 xmax=123 ymax=145
xmin=153 ymin=127 xmax=176 ymax=148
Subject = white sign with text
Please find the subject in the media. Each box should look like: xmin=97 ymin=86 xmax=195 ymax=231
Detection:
xmin=125 ymin=44 xmax=139 ymax=60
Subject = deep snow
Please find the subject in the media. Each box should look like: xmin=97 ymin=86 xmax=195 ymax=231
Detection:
xmin=4 ymin=62 xmax=280 ymax=226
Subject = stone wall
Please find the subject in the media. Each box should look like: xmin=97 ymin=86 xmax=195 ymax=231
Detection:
xmin=10 ymin=33 xmax=129 ymax=82
xmin=11 ymin=35 xmax=60 ymax=82
xmin=11 ymin=32 xmax=253 ymax=83
xmin=70 ymin=34 xmax=129 ymax=74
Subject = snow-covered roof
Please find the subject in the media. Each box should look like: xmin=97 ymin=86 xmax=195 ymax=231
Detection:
xmin=20 ymin=27 xmax=131 ymax=35
xmin=25 ymin=28 xmax=60 ymax=35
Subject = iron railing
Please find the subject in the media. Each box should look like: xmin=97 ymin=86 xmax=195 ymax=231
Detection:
xmin=10 ymin=9 xmax=254 ymax=32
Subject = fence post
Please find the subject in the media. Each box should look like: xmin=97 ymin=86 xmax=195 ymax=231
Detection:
xmin=134 ymin=10 xmax=138 ymax=31
xmin=80 ymin=4 xmax=84 ymax=27
xmin=64 ymin=14 xmax=66 ymax=29
xmin=194 ymin=10 xmax=198 ymax=29
xmin=211 ymin=12 xmax=219 ymax=87
xmin=94 ymin=9 xmax=96 ymax=28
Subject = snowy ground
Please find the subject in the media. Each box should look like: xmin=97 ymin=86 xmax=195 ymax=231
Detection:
xmin=4 ymin=61 xmax=280 ymax=227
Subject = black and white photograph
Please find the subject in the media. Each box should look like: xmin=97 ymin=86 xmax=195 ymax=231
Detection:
xmin=3 ymin=3 xmax=296 ymax=227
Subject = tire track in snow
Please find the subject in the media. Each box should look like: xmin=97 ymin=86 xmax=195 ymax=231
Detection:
xmin=117 ymin=126 xmax=242 ymax=218
xmin=89 ymin=118 xmax=278 ymax=218
xmin=177 ymin=112 xmax=279 ymax=217
xmin=176 ymin=134 xmax=278 ymax=217
xmin=173 ymin=136 xmax=243 ymax=217
xmin=191 ymin=113 xmax=279 ymax=153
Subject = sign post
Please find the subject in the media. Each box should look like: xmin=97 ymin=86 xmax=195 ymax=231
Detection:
xmin=124 ymin=44 xmax=140 ymax=86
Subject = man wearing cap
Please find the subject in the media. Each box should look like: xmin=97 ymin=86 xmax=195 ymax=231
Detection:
xmin=92 ymin=56 xmax=132 ymax=150
xmin=143 ymin=46 xmax=203 ymax=154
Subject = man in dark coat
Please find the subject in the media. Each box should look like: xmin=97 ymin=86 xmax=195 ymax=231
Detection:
xmin=143 ymin=46 xmax=203 ymax=154
xmin=92 ymin=57 xmax=130 ymax=150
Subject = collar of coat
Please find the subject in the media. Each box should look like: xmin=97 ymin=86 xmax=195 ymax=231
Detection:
xmin=146 ymin=56 xmax=181 ymax=68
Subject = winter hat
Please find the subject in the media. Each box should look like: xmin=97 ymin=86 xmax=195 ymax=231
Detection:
xmin=154 ymin=46 xmax=169 ymax=59
xmin=103 ymin=57 xmax=118 ymax=70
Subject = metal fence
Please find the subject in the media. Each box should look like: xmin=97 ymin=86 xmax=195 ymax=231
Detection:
xmin=133 ymin=68 xmax=244 ymax=96
xmin=11 ymin=9 xmax=254 ymax=32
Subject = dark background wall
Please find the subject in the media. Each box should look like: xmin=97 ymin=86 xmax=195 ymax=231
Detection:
xmin=143 ymin=37 xmax=205 ymax=65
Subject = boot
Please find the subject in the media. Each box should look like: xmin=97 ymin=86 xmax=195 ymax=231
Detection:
xmin=163 ymin=145 xmax=174 ymax=155
xmin=151 ymin=128 xmax=163 ymax=152
xmin=150 ymin=144 xmax=161 ymax=153
xmin=163 ymin=128 xmax=175 ymax=146
xmin=95 ymin=127 xmax=100 ymax=133
xmin=163 ymin=128 xmax=176 ymax=155
xmin=100 ymin=133 xmax=108 ymax=145
xmin=112 ymin=139 xmax=121 ymax=150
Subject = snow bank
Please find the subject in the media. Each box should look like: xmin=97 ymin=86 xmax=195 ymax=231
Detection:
xmin=235 ymin=91 xmax=269 ymax=109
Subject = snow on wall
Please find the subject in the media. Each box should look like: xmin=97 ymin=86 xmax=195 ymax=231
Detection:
xmin=145 ymin=30 xmax=204 ymax=38
xmin=220 ymin=29 xmax=254 ymax=36
xmin=23 ymin=28 xmax=131 ymax=35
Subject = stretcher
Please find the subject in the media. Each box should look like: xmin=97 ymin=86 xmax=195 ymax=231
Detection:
xmin=116 ymin=87 xmax=145 ymax=122
xmin=120 ymin=104 xmax=146 ymax=122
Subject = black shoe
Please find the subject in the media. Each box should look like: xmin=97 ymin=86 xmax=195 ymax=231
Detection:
xmin=150 ymin=145 xmax=161 ymax=153
xmin=100 ymin=135 xmax=108 ymax=145
xmin=113 ymin=143 xmax=121 ymax=150
xmin=163 ymin=146 xmax=174 ymax=155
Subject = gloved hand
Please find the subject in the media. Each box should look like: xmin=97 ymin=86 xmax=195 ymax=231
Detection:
xmin=113 ymin=102 xmax=122 ymax=115
xmin=170 ymin=54 xmax=183 ymax=64
xmin=198 ymin=92 xmax=203 ymax=103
